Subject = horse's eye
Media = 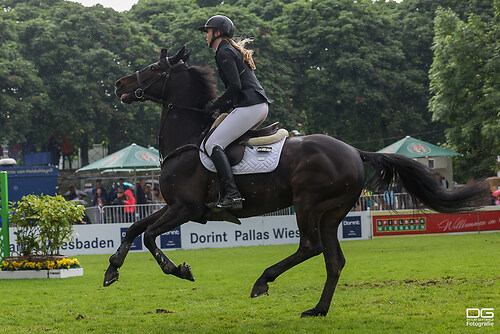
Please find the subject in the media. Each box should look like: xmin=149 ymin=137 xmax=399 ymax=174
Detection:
xmin=150 ymin=65 xmax=157 ymax=71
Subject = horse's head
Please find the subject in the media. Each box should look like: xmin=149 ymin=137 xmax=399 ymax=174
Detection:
xmin=115 ymin=47 xmax=191 ymax=104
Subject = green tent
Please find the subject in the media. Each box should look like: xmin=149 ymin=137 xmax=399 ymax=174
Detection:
xmin=76 ymin=143 xmax=160 ymax=172
xmin=377 ymin=136 xmax=460 ymax=158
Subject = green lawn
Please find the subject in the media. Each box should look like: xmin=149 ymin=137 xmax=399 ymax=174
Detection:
xmin=1 ymin=232 xmax=499 ymax=333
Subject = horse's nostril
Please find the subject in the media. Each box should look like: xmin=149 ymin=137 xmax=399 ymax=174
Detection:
xmin=115 ymin=80 xmax=122 ymax=88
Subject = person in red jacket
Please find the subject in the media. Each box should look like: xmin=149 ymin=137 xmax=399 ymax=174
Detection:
xmin=124 ymin=189 xmax=136 ymax=222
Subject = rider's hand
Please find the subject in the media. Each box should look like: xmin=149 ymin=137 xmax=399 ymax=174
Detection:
xmin=202 ymin=102 xmax=217 ymax=112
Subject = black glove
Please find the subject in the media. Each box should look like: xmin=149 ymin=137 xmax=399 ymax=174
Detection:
xmin=202 ymin=102 xmax=217 ymax=112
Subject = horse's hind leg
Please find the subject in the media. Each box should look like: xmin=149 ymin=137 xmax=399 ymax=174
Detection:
xmin=103 ymin=205 xmax=169 ymax=287
xmin=301 ymin=209 xmax=347 ymax=317
xmin=251 ymin=211 xmax=323 ymax=298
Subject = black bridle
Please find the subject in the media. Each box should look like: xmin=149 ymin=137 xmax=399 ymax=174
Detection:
xmin=132 ymin=58 xmax=214 ymax=165
xmin=133 ymin=59 xmax=210 ymax=114
xmin=133 ymin=56 xmax=178 ymax=106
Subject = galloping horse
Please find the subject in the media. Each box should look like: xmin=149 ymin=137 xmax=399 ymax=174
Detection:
xmin=107 ymin=47 xmax=489 ymax=317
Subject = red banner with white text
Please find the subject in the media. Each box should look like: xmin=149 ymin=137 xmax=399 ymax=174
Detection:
xmin=372 ymin=208 xmax=500 ymax=236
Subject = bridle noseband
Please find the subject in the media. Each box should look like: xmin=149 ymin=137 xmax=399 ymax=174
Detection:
xmin=133 ymin=57 xmax=179 ymax=105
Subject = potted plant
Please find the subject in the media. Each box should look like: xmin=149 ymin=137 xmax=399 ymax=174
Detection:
xmin=0 ymin=194 xmax=85 ymax=278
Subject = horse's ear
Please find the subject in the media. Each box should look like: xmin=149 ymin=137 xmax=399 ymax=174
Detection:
xmin=160 ymin=48 xmax=168 ymax=60
xmin=182 ymin=49 xmax=191 ymax=62
xmin=168 ymin=46 xmax=186 ymax=65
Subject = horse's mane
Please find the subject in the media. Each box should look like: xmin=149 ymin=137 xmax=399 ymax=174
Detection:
xmin=187 ymin=66 xmax=217 ymax=103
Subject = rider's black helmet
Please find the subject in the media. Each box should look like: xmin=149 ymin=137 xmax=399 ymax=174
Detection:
xmin=198 ymin=15 xmax=235 ymax=38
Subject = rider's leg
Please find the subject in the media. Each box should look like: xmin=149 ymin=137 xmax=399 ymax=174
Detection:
xmin=205 ymin=103 xmax=268 ymax=209
xmin=208 ymin=145 xmax=243 ymax=209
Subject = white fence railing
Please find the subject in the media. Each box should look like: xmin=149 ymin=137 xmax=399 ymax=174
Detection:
xmin=84 ymin=193 xmax=418 ymax=224
xmin=85 ymin=203 xmax=165 ymax=224
xmin=353 ymin=192 xmax=418 ymax=211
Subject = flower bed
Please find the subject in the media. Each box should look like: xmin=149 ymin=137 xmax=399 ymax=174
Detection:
xmin=0 ymin=256 xmax=83 ymax=279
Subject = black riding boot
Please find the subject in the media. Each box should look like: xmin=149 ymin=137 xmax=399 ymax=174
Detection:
xmin=207 ymin=146 xmax=244 ymax=209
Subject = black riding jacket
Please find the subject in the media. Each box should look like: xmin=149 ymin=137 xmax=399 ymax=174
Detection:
xmin=212 ymin=40 xmax=272 ymax=111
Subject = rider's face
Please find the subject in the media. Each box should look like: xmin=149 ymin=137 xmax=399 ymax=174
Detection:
xmin=204 ymin=28 xmax=212 ymax=47
xmin=205 ymin=28 xmax=220 ymax=49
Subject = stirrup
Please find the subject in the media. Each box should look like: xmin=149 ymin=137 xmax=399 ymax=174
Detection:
xmin=207 ymin=196 xmax=244 ymax=210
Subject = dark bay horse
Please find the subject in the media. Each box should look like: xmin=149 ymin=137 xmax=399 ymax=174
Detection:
xmin=107 ymin=47 xmax=489 ymax=317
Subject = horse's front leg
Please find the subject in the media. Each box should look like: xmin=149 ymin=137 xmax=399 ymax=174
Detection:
xmin=143 ymin=203 xmax=195 ymax=281
xmin=103 ymin=205 xmax=169 ymax=287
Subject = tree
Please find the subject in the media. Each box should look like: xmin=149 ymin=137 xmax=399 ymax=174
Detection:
xmin=275 ymin=0 xmax=430 ymax=150
xmin=128 ymin=1 xmax=298 ymax=129
xmin=429 ymin=6 xmax=499 ymax=181
xmin=0 ymin=9 xmax=46 ymax=148
xmin=1 ymin=0 xmax=164 ymax=159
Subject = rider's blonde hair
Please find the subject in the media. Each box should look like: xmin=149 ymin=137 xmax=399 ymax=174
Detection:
xmin=223 ymin=37 xmax=256 ymax=70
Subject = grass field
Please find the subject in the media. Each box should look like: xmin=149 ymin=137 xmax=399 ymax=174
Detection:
xmin=1 ymin=232 xmax=499 ymax=333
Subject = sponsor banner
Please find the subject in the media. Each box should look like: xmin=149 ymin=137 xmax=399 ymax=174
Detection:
xmin=181 ymin=216 xmax=300 ymax=250
xmin=373 ymin=208 xmax=500 ymax=236
xmin=8 ymin=212 xmax=371 ymax=256
xmin=342 ymin=216 xmax=362 ymax=239
xmin=182 ymin=212 xmax=371 ymax=250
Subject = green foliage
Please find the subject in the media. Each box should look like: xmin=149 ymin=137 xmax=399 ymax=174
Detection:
xmin=9 ymin=194 xmax=85 ymax=256
xmin=429 ymin=5 xmax=499 ymax=181
xmin=1 ymin=0 xmax=497 ymax=180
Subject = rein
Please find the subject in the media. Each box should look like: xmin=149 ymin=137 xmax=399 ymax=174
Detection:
xmin=132 ymin=61 xmax=214 ymax=166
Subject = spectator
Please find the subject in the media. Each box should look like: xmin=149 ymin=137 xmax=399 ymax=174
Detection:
xmin=47 ymin=133 xmax=60 ymax=166
xmin=92 ymin=188 xmax=106 ymax=223
xmin=64 ymin=185 xmax=80 ymax=201
xmin=357 ymin=189 xmax=372 ymax=211
xmin=383 ymin=189 xmax=395 ymax=210
xmin=124 ymin=189 xmax=136 ymax=222
xmin=117 ymin=178 xmax=129 ymax=191
xmin=492 ymin=189 xmax=500 ymax=206
xmin=152 ymin=187 xmax=164 ymax=203
xmin=136 ymin=179 xmax=148 ymax=219
xmin=440 ymin=176 xmax=449 ymax=189
xmin=112 ymin=188 xmax=126 ymax=223
xmin=91 ymin=179 xmax=108 ymax=206
xmin=108 ymin=182 xmax=118 ymax=204
xmin=93 ymin=188 xmax=105 ymax=208
xmin=61 ymin=135 xmax=73 ymax=169
xmin=145 ymin=184 xmax=153 ymax=204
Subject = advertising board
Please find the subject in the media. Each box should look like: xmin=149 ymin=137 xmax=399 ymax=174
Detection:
xmin=8 ymin=212 xmax=372 ymax=256
xmin=373 ymin=207 xmax=500 ymax=236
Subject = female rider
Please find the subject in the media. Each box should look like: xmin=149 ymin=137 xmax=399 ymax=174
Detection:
xmin=199 ymin=15 xmax=272 ymax=210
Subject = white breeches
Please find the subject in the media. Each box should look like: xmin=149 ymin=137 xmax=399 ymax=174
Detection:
xmin=205 ymin=103 xmax=269 ymax=156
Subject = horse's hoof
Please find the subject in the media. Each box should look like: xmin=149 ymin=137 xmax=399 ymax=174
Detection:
xmin=250 ymin=283 xmax=269 ymax=298
xmin=178 ymin=263 xmax=195 ymax=281
xmin=300 ymin=308 xmax=327 ymax=318
xmin=103 ymin=269 xmax=119 ymax=287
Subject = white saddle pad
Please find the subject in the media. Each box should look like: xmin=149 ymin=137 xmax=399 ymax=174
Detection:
xmin=199 ymin=137 xmax=286 ymax=175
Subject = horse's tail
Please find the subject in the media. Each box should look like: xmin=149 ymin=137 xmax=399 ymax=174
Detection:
xmin=358 ymin=150 xmax=490 ymax=213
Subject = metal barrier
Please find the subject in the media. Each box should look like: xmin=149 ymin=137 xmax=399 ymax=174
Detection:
xmin=353 ymin=193 xmax=417 ymax=211
xmin=85 ymin=203 xmax=165 ymax=224
xmin=262 ymin=206 xmax=295 ymax=216
xmin=84 ymin=193 xmax=417 ymax=223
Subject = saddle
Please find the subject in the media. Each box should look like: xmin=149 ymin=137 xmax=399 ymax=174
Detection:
xmin=203 ymin=113 xmax=289 ymax=166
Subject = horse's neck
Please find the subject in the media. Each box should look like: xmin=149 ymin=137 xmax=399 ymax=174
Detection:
xmin=160 ymin=108 xmax=209 ymax=157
